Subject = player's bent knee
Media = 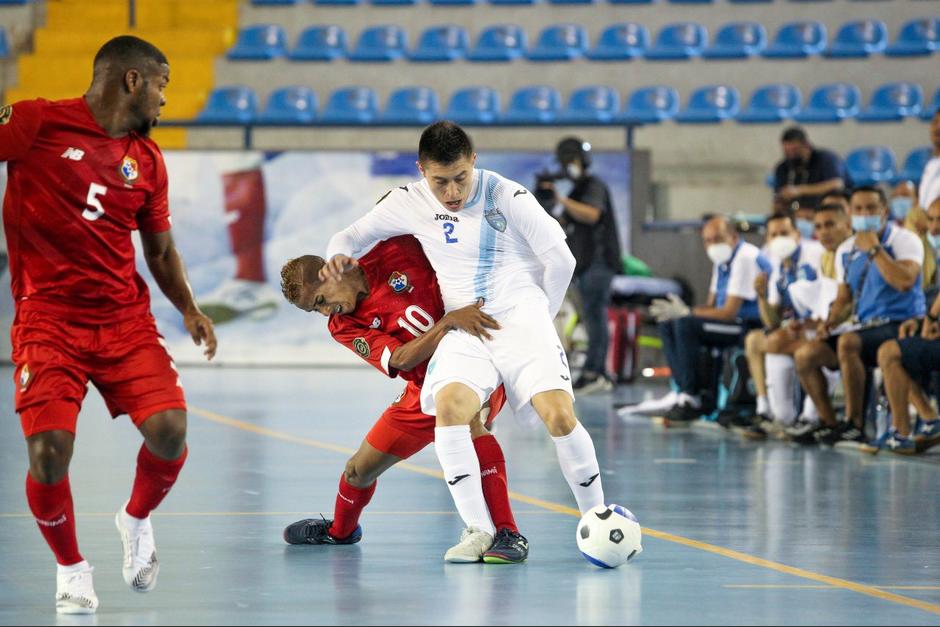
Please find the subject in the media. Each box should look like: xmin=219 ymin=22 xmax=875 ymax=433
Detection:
xmin=140 ymin=410 xmax=187 ymax=459
xmin=343 ymin=458 xmax=374 ymax=488
xmin=26 ymin=431 xmax=74 ymax=484
xmin=877 ymin=340 xmax=901 ymax=367
xmin=434 ymin=384 xmax=478 ymax=427
xmin=533 ymin=395 xmax=578 ymax=436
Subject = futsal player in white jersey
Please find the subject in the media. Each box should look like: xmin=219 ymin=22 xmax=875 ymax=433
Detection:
xmin=323 ymin=122 xmax=605 ymax=561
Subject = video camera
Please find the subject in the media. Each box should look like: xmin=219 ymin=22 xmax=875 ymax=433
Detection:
xmin=534 ymin=169 xmax=566 ymax=210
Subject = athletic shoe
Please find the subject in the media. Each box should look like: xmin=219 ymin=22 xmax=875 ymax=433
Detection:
xmin=741 ymin=415 xmax=775 ymax=441
xmin=483 ymin=528 xmax=529 ymax=564
xmin=56 ymin=563 xmax=98 ymax=615
xmin=914 ymin=419 xmax=940 ymax=451
xmin=884 ymin=432 xmax=917 ymax=455
xmin=197 ymin=278 xmax=279 ymax=324
xmin=791 ymin=423 xmax=834 ymax=445
xmin=831 ymin=424 xmax=867 ymax=450
xmin=662 ymin=402 xmax=700 ymax=428
xmin=618 ymin=391 xmax=678 ymax=417
xmin=444 ymin=527 xmax=494 ymax=563
xmin=283 ymin=517 xmax=362 ymax=545
xmin=115 ymin=505 xmax=159 ymax=593
xmin=784 ymin=418 xmax=819 ymax=442
xmin=573 ymin=372 xmax=614 ymax=395
xmin=859 ymin=430 xmax=895 ymax=455
xmin=728 ymin=412 xmax=761 ymax=435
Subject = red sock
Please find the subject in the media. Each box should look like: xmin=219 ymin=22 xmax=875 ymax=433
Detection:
xmin=474 ymin=435 xmax=518 ymax=533
xmin=223 ymin=168 xmax=267 ymax=283
xmin=329 ymin=474 xmax=376 ymax=539
xmin=26 ymin=473 xmax=83 ymax=566
xmin=126 ymin=445 xmax=188 ymax=519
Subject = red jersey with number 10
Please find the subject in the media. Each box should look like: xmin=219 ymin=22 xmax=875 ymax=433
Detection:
xmin=1 ymin=98 xmax=171 ymax=325
xmin=328 ymin=236 xmax=442 ymax=385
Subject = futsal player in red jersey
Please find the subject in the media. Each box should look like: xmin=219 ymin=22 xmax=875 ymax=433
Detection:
xmin=0 ymin=36 xmax=216 ymax=613
xmin=279 ymin=235 xmax=529 ymax=564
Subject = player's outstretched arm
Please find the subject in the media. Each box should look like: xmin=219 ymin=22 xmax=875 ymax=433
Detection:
xmin=141 ymin=230 xmax=218 ymax=361
xmin=390 ymin=300 xmax=500 ymax=372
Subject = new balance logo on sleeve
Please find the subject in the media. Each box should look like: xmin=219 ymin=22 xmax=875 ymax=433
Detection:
xmin=61 ymin=148 xmax=85 ymax=161
xmin=447 ymin=474 xmax=471 ymax=486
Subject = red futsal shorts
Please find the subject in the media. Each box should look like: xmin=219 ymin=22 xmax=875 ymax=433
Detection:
xmin=11 ymin=310 xmax=186 ymax=437
xmin=366 ymin=381 xmax=507 ymax=459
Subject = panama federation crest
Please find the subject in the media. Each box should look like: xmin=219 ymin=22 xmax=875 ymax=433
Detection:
xmin=18 ymin=364 xmax=31 ymax=390
xmin=485 ymin=208 xmax=507 ymax=233
xmin=388 ymin=271 xmax=411 ymax=293
xmin=119 ymin=155 xmax=139 ymax=184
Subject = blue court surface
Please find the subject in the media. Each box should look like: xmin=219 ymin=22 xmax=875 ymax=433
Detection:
xmin=1 ymin=365 xmax=938 ymax=625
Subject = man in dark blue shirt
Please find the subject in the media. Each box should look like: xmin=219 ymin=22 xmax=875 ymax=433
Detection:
xmin=774 ymin=127 xmax=851 ymax=211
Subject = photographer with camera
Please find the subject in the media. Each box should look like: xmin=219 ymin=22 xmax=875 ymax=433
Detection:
xmin=537 ymin=138 xmax=622 ymax=394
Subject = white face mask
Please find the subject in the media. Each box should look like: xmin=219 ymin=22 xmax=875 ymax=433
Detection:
xmin=706 ymin=243 xmax=733 ymax=265
xmin=566 ymin=163 xmax=583 ymax=180
xmin=768 ymin=236 xmax=799 ymax=260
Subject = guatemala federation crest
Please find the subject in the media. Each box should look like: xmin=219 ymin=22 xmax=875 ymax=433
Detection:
xmin=388 ymin=271 xmax=410 ymax=293
xmin=484 ymin=208 xmax=507 ymax=233
xmin=119 ymin=155 xmax=139 ymax=184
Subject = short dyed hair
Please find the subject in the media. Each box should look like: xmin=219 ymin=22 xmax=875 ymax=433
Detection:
xmin=280 ymin=255 xmax=325 ymax=303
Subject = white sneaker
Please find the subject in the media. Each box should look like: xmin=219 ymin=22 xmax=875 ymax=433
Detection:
xmin=116 ymin=505 xmax=160 ymax=593
xmin=444 ymin=527 xmax=494 ymax=563
xmin=56 ymin=563 xmax=98 ymax=614
xmin=619 ymin=391 xmax=678 ymax=417
xmin=197 ymin=278 xmax=279 ymax=324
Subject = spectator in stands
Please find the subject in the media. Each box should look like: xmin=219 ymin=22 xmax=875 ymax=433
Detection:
xmin=891 ymin=180 xmax=937 ymax=292
xmin=926 ymin=198 xmax=940 ymax=303
xmin=540 ymin=137 xmax=621 ymax=394
xmin=793 ymin=187 xmax=925 ymax=447
xmin=919 ymin=111 xmax=940 ymax=211
xmin=774 ymin=127 xmax=851 ymax=211
xmin=639 ymin=216 xmax=768 ymax=424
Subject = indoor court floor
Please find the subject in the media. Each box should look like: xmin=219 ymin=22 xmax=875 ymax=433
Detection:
xmin=1 ymin=365 xmax=938 ymax=625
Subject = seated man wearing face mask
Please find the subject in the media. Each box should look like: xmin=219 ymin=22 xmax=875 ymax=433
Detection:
xmin=925 ymin=198 xmax=940 ymax=304
xmin=744 ymin=213 xmax=823 ymax=432
xmin=641 ymin=216 xmax=770 ymax=425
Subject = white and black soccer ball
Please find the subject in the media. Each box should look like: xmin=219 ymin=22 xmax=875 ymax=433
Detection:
xmin=576 ymin=504 xmax=643 ymax=568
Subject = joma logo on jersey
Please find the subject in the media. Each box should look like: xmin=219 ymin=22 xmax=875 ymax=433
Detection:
xmin=435 ymin=214 xmax=459 ymax=222
xmin=388 ymin=271 xmax=411 ymax=293
xmin=119 ymin=156 xmax=139 ymax=184
xmin=61 ymin=147 xmax=85 ymax=161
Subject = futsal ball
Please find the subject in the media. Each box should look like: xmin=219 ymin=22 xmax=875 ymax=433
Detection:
xmin=576 ymin=504 xmax=643 ymax=568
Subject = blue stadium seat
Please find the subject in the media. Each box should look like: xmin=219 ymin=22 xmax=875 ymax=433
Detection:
xmin=676 ymin=85 xmax=740 ymax=123
xmin=349 ymin=25 xmax=407 ymax=62
xmin=559 ymin=86 xmax=620 ymax=123
xmin=490 ymin=0 xmax=534 ymax=4
xmin=858 ymin=82 xmax=923 ymax=122
xmin=527 ymin=24 xmax=588 ymax=61
xmin=258 ymin=86 xmax=318 ymax=124
xmin=737 ymin=84 xmax=801 ymax=123
xmin=430 ymin=0 xmax=477 ymax=4
xmin=468 ymin=25 xmax=527 ymax=62
xmin=645 ymin=22 xmax=707 ymax=60
xmin=885 ymin=18 xmax=940 ymax=57
xmin=0 ymin=0 xmax=30 ymax=4
xmin=411 ymin=25 xmax=468 ymax=62
xmin=897 ymin=146 xmax=932 ymax=185
xmin=668 ymin=0 xmax=712 ymax=3
xmin=761 ymin=21 xmax=826 ymax=58
xmin=503 ymin=86 xmax=561 ymax=123
xmin=702 ymin=22 xmax=767 ymax=59
xmin=372 ymin=0 xmax=417 ymax=5
xmin=793 ymin=83 xmax=860 ymax=123
xmin=845 ymin=146 xmax=897 ymax=186
xmin=622 ymin=86 xmax=679 ymax=124
xmin=289 ymin=26 xmax=346 ymax=61
xmin=549 ymin=0 xmax=593 ymax=4
xmin=824 ymin=19 xmax=887 ymax=58
xmin=382 ymin=87 xmax=440 ymax=124
xmin=922 ymin=88 xmax=940 ymax=121
xmin=321 ymin=87 xmax=379 ymax=124
xmin=227 ymin=25 xmax=288 ymax=61
xmin=314 ymin=0 xmax=359 ymax=4
xmin=197 ymin=86 xmax=258 ymax=124
xmin=728 ymin=0 xmax=771 ymax=3
xmin=586 ymin=23 xmax=649 ymax=60
xmin=445 ymin=87 xmax=501 ymax=125
xmin=609 ymin=0 xmax=656 ymax=4
xmin=0 ymin=28 xmax=8 ymax=59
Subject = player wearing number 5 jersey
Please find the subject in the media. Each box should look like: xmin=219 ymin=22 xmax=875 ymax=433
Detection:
xmin=1 ymin=37 xmax=216 ymax=614
xmin=279 ymin=235 xmax=529 ymax=563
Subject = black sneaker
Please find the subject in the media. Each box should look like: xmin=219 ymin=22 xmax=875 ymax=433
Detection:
xmin=791 ymin=423 xmax=834 ymax=445
xmin=816 ymin=422 xmax=854 ymax=447
xmin=483 ymin=528 xmax=529 ymax=564
xmin=831 ymin=424 xmax=867 ymax=449
xmin=663 ymin=403 xmax=700 ymax=428
xmin=741 ymin=415 xmax=774 ymax=441
xmin=283 ymin=517 xmax=362 ymax=545
xmin=573 ymin=372 xmax=614 ymax=394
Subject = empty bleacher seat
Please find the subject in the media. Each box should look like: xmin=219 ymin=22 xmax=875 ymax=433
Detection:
xmin=886 ymin=18 xmax=940 ymax=56
xmin=321 ymin=87 xmax=379 ymax=124
xmin=669 ymin=0 xmax=712 ymax=3
xmin=410 ymin=25 xmax=468 ymax=62
xmin=227 ymin=25 xmax=288 ymax=61
xmin=490 ymin=0 xmax=534 ymax=5
xmin=314 ymin=0 xmax=360 ymax=4
xmin=676 ymin=85 xmax=740 ymax=123
xmin=197 ymin=86 xmax=258 ymax=124
xmin=587 ymin=23 xmax=648 ymax=61
xmin=549 ymin=0 xmax=594 ymax=4
xmin=290 ymin=26 xmax=346 ymax=61
xmin=445 ymin=87 xmax=500 ymax=124
xmin=382 ymin=86 xmax=440 ymax=124
xmin=622 ymin=85 xmax=679 ymax=124
xmin=824 ymin=19 xmax=887 ymax=58
xmin=737 ymin=84 xmax=801 ymax=123
xmin=845 ymin=146 xmax=897 ymax=186
xmin=793 ymin=83 xmax=860 ymax=123
xmin=609 ymin=0 xmax=656 ymax=4
xmin=762 ymin=21 xmax=826 ymax=58
xmin=728 ymin=0 xmax=771 ymax=3
xmin=702 ymin=22 xmax=767 ymax=59
xmin=468 ymin=25 xmax=527 ymax=62
xmin=349 ymin=25 xmax=407 ymax=62
xmin=430 ymin=0 xmax=477 ymax=5
xmin=503 ymin=86 xmax=561 ymax=123
xmin=527 ymin=24 xmax=588 ymax=61
xmin=858 ymin=82 xmax=924 ymax=122
xmin=897 ymin=147 xmax=932 ymax=185
xmin=923 ymin=88 xmax=940 ymax=120
xmin=372 ymin=0 xmax=417 ymax=5
xmin=559 ymin=86 xmax=620 ymax=123
xmin=258 ymin=86 xmax=318 ymax=124
xmin=646 ymin=22 xmax=707 ymax=60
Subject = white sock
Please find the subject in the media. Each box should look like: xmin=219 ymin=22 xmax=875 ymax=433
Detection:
xmin=756 ymin=395 xmax=769 ymax=417
xmin=766 ymin=354 xmax=797 ymax=425
xmin=121 ymin=507 xmax=149 ymax=534
xmin=57 ymin=560 xmax=91 ymax=575
xmin=677 ymin=392 xmax=701 ymax=409
xmin=552 ymin=422 xmax=604 ymax=514
xmin=801 ymin=395 xmax=820 ymax=423
xmin=434 ymin=425 xmax=494 ymax=536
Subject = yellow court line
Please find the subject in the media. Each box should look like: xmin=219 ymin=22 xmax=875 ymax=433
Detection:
xmin=189 ymin=405 xmax=940 ymax=617
xmin=724 ymin=585 xmax=940 ymax=591
xmin=0 ymin=510 xmax=560 ymax=519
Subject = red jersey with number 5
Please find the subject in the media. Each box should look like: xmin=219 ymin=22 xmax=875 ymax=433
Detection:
xmin=328 ymin=235 xmax=442 ymax=385
xmin=1 ymin=98 xmax=170 ymax=325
